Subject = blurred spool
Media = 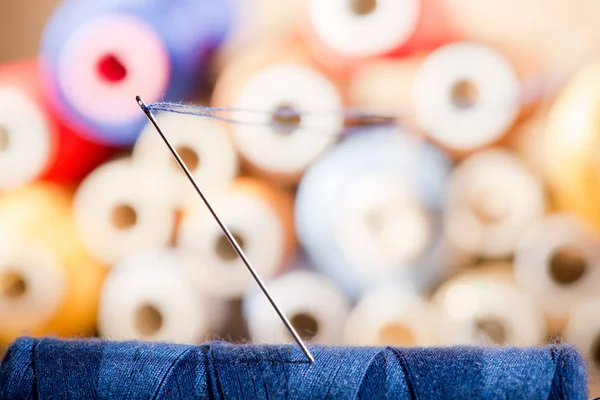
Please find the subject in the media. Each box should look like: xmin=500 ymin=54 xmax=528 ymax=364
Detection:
xmin=296 ymin=126 xmax=458 ymax=299
xmin=344 ymin=285 xmax=437 ymax=347
xmin=412 ymin=41 xmax=522 ymax=154
xmin=543 ymin=61 xmax=600 ymax=227
xmin=98 ymin=250 xmax=222 ymax=344
xmin=0 ymin=183 xmax=106 ymax=344
xmin=178 ymin=177 xmax=296 ymax=299
xmin=0 ymin=59 xmax=113 ymax=188
xmin=243 ymin=270 xmax=350 ymax=344
xmin=301 ymin=0 xmax=454 ymax=72
xmin=132 ymin=111 xmax=239 ymax=210
xmin=432 ymin=267 xmax=546 ymax=347
xmin=212 ymin=38 xmax=345 ymax=185
xmin=444 ymin=149 xmax=545 ymax=259
xmin=40 ymin=0 xmax=233 ymax=145
xmin=564 ymin=296 xmax=600 ymax=394
xmin=514 ymin=214 xmax=600 ymax=329
xmin=72 ymin=158 xmax=176 ymax=265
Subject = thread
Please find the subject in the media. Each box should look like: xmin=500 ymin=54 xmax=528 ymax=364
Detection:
xmin=443 ymin=149 xmax=545 ymax=258
xmin=243 ymin=270 xmax=350 ymax=344
xmin=0 ymin=337 xmax=588 ymax=399
xmin=412 ymin=41 xmax=522 ymax=153
xmin=344 ymin=285 xmax=438 ymax=347
xmin=432 ymin=267 xmax=546 ymax=347
xmin=0 ymin=59 xmax=113 ymax=188
xmin=295 ymin=126 xmax=460 ymax=299
xmin=98 ymin=250 xmax=222 ymax=344
xmin=0 ymin=183 xmax=106 ymax=345
xmin=178 ymin=178 xmax=296 ymax=299
xmin=514 ymin=214 xmax=600 ymax=324
xmin=40 ymin=0 xmax=233 ymax=145
xmin=301 ymin=0 xmax=455 ymax=71
xmin=132 ymin=111 xmax=239 ymax=210
xmin=72 ymin=158 xmax=176 ymax=265
xmin=212 ymin=38 xmax=345 ymax=184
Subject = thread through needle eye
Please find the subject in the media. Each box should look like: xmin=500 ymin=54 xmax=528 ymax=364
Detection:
xmin=136 ymin=96 xmax=315 ymax=363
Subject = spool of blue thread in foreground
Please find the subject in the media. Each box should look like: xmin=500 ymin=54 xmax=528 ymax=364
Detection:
xmin=0 ymin=337 xmax=588 ymax=399
xmin=40 ymin=0 xmax=233 ymax=145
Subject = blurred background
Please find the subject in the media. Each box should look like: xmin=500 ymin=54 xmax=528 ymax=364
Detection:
xmin=2 ymin=0 xmax=600 ymax=395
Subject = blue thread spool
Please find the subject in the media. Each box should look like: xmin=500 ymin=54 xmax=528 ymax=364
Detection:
xmin=295 ymin=126 xmax=455 ymax=299
xmin=40 ymin=0 xmax=233 ymax=145
xmin=0 ymin=338 xmax=589 ymax=399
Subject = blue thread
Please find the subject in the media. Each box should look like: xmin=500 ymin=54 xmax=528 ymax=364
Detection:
xmin=40 ymin=0 xmax=233 ymax=145
xmin=0 ymin=337 xmax=588 ymax=399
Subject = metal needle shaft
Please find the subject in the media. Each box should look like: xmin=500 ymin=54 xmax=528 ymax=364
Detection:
xmin=136 ymin=96 xmax=314 ymax=363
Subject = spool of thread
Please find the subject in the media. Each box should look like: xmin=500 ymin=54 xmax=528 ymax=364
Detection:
xmin=178 ymin=178 xmax=296 ymax=299
xmin=344 ymin=285 xmax=438 ymax=347
xmin=411 ymin=41 xmax=522 ymax=154
xmin=243 ymin=270 xmax=350 ymax=344
xmin=543 ymin=61 xmax=600 ymax=228
xmin=296 ymin=126 xmax=456 ymax=299
xmin=72 ymin=158 xmax=176 ymax=265
xmin=0 ymin=59 xmax=113 ymax=188
xmin=564 ymin=296 xmax=600 ymax=396
xmin=1 ymin=338 xmax=588 ymax=399
xmin=212 ymin=38 xmax=345 ymax=184
xmin=98 ymin=250 xmax=220 ymax=344
xmin=444 ymin=149 xmax=545 ymax=259
xmin=0 ymin=183 xmax=106 ymax=345
xmin=132 ymin=111 xmax=239 ymax=210
xmin=301 ymin=0 xmax=455 ymax=72
xmin=40 ymin=0 xmax=233 ymax=145
xmin=432 ymin=267 xmax=546 ymax=347
xmin=514 ymin=214 xmax=600 ymax=328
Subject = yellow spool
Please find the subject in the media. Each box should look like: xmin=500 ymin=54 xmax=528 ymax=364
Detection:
xmin=544 ymin=61 xmax=600 ymax=227
xmin=0 ymin=183 xmax=106 ymax=344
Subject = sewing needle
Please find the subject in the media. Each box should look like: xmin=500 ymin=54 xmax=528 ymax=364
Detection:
xmin=136 ymin=96 xmax=315 ymax=363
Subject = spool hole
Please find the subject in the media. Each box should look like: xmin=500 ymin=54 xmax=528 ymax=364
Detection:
xmin=290 ymin=312 xmax=319 ymax=341
xmin=470 ymin=190 xmax=508 ymax=224
xmin=591 ymin=334 xmax=600 ymax=365
xmin=134 ymin=303 xmax=163 ymax=336
xmin=112 ymin=204 xmax=138 ymax=230
xmin=173 ymin=145 xmax=200 ymax=171
xmin=349 ymin=0 xmax=377 ymax=15
xmin=549 ymin=246 xmax=587 ymax=285
xmin=0 ymin=271 xmax=27 ymax=299
xmin=97 ymin=53 xmax=128 ymax=83
xmin=272 ymin=104 xmax=301 ymax=135
xmin=215 ymin=233 xmax=245 ymax=262
xmin=475 ymin=317 xmax=506 ymax=344
xmin=451 ymin=80 xmax=479 ymax=110
xmin=0 ymin=125 xmax=9 ymax=152
xmin=376 ymin=322 xmax=416 ymax=347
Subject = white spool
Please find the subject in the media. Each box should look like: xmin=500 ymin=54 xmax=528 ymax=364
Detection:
xmin=133 ymin=112 xmax=238 ymax=209
xmin=178 ymin=186 xmax=287 ymax=299
xmin=308 ymin=0 xmax=421 ymax=58
xmin=243 ymin=270 xmax=350 ymax=344
xmin=514 ymin=214 xmax=600 ymax=319
xmin=412 ymin=41 xmax=520 ymax=151
xmin=98 ymin=250 xmax=215 ymax=344
xmin=432 ymin=272 xmax=546 ymax=346
xmin=444 ymin=149 xmax=545 ymax=258
xmin=72 ymin=159 xmax=175 ymax=265
xmin=0 ymin=229 xmax=67 ymax=333
xmin=564 ymin=297 xmax=600 ymax=380
xmin=344 ymin=285 xmax=437 ymax=346
xmin=296 ymin=126 xmax=455 ymax=298
xmin=231 ymin=63 xmax=342 ymax=179
xmin=0 ymin=87 xmax=53 ymax=190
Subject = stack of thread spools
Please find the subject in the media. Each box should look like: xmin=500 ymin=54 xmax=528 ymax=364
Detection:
xmin=2 ymin=0 xmax=600 ymax=395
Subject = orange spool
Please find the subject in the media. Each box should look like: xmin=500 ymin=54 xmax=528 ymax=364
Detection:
xmin=0 ymin=59 xmax=114 ymax=188
xmin=0 ymin=183 xmax=107 ymax=345
xmin=212 ymin=37 xmax=346 ymax=185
